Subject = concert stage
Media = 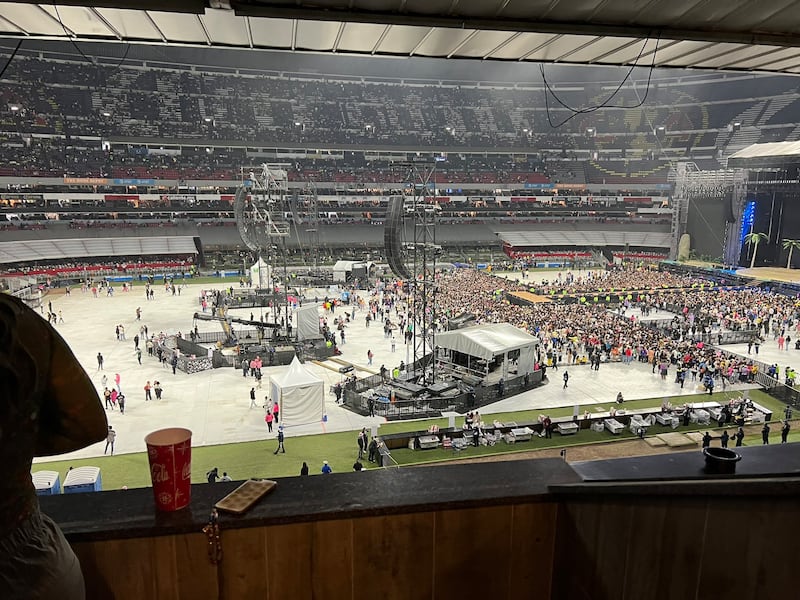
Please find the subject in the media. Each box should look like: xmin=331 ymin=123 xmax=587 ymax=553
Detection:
xmin=661 ymin=260 xmax=800 ymax=291
xmin=507 ymin=291 xmax=552 ymax=304
xmin=735 ymin=266 xmax=800 ymax=284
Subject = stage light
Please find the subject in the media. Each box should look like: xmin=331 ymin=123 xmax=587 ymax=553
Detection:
xmin=739 ymin=200 xmax=756 ymax=246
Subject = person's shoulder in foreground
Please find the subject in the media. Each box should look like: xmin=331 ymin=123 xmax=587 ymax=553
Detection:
xmin=1 ymin=294 xmax=108 ymax=599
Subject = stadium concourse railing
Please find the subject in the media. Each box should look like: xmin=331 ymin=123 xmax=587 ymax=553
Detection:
xmin=10 ymin=282 xmax=43 ymax=310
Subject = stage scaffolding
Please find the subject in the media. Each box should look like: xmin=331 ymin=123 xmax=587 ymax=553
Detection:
xmin=670 ymin=161 xmax=748 ymax=265
xmin=383 ymin=161 xmax=441 ymax=384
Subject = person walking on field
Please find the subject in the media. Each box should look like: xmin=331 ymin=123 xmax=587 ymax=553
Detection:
xmin=357 ymin=428 xmax=366 ymax=459
xmin=104 ymin=426 xmax=116 ymax=455
xmin=274 ymin=427 xmax=285 ymax=454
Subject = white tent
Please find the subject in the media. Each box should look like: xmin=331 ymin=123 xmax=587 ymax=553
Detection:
xmin=436 ymin=322 xmax=538 ymax=376
xmin=250 ymin=258 xmax=271 ymax=288
xmin=332 ymin=260 xmax=374 ymax=282
xmin=296 ymin=303 xmax=323 ymax=341
xmin=269 ymin=357 xmax=325 ymax=426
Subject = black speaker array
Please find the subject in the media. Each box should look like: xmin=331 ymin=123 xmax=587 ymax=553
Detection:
xmin=384 ymin=195 xmax=412 ymax=279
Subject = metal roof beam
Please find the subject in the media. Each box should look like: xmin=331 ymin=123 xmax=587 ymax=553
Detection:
xmin=39 ymin=5 xmax=75 ymax=37
xmin=245 ymin=15 xmax=254 ymax=48
xmin=447 ymin=30 xmax=479 ymax=59
xmin=518 ymin=34 xmax=561 ymax=61
xmin=197 ymin=15 xmax=212 ymax=46
xmin=0 ymin=14 xmax=28 ymax=35
xmin=409 ymin=27 xmax=434 ymax=57
xmin=229 ymin=4 xmax=800 ymax=49
xmin=90 ymin=7 xmax=122 ymax=40
xmin=370 ymin=24 xmax=391 ymax=54
xmin=14 ymin=1 xmax=206 ymax=12
xmin=553 ymin=36 xmax=602 ymax=62
xmin=332 ymin=21 xmax=345 ymax=52
xmin=144 ymin=11 xmax=168 ymax=43
xmin=482 ymin=31 xmax=521 ymax=59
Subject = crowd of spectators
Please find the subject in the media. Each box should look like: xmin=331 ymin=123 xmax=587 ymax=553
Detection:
xmin=0 ymin=57 xmax=686 ymax=147
xmin=0 ymin=137 xmax=680 ymax=187
xmin=0 ymin=257 xmax=194 ymax=278
xmin=2 ymin=55 xmax=789 ymax=157
xmin=432 ymin=269 xmax=796 ymax=381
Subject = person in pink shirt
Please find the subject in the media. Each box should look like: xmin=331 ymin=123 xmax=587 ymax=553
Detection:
xmin=265 ymin=411 xmax=274 ymax=432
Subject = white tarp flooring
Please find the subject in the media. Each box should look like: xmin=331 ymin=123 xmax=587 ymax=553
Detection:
xmin=34 ymin=274 xmax=764 ymax=466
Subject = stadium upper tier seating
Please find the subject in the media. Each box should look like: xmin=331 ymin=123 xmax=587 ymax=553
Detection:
xmin=2 ymin=56 xmax=800 ymax=156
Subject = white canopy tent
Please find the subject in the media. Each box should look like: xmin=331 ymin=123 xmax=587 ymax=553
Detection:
xmin=269 ymin=357 xmax=325 ymax=426
xmin=332 ymin=260 xmax=374 ymax=283
xmin=296 ymin=303 xmax=323 ymax=341
xmin=250 ymin=258 xmax=271 ymax=288
xmin=436 ymin=323 xmax=538 ymax=378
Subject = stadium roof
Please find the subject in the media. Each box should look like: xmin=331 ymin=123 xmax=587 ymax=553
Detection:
xmin=728 ymin=142 xmax=800 ymax=168
xmin=497 ymin=231 xmax=672 ymax=249
xmin=2 ymin=1 xmax=800 ymax=74
xmin=0 ymin=236 xmax=197 ymax=263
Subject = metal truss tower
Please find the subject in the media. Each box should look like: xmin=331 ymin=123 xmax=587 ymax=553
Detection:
xmin=234 ymin=163 xmax=292 ymax=323
xmin=293 ymin=180 xmax=321 ymax=274
xmin=394 ymin=162 xmax=441 ymax=383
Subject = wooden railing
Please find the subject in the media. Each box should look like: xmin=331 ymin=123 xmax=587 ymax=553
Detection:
xmin=39 ymin=446 xmax=800 ymax=600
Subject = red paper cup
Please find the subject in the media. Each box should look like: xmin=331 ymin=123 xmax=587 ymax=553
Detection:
xmin=145 ymin=427 xmax=192 ymax=511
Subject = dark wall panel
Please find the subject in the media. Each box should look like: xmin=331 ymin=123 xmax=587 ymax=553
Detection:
xmin=686 ymin=196 xmax=727 ymax=260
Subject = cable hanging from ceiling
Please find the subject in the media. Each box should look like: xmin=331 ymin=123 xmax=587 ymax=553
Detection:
xmin=540 ymin=32 xmax=661 ymax=129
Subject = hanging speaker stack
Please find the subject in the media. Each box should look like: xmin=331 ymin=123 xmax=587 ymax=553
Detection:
xmin=385 ymin=195 xmax=412 ymax=279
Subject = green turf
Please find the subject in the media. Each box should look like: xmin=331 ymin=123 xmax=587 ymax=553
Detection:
xmin=34 ymin=388 xmax=792 ymax=491
xmin=387 ymin=418 xmax=791 ymax=466
xmin=377 ymin=389 xmax=787 ymax=434
xmin=38 ymin=429 xmax=376 ymax=490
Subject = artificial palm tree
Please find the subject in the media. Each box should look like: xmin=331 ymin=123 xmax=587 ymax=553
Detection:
xmin=744 ymin=232 xmax=768 ymax=269
xmin=782 ymin=238 xmax=800 ymax=269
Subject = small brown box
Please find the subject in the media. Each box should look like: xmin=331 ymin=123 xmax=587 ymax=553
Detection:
xmin=215 ymin=479 xmax=277 ymax=514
